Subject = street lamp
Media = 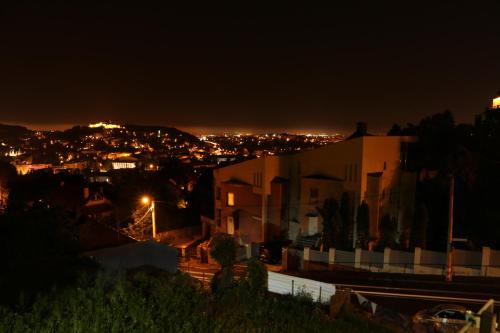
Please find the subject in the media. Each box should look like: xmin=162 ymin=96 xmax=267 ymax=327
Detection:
xmin=141 ymin=195 xmax=157 ymax=239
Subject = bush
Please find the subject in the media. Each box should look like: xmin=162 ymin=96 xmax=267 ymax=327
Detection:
xmin=243 ymin=258 xmax=267 ymax=294
xmin=0 ymin=271 xmax=395 ymax=333
xmin=209 ymin=234 xmax=237 ymax=269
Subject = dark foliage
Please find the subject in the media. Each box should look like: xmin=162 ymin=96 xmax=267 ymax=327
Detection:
xmin=0 ymin=206 xmax=88 ymax=307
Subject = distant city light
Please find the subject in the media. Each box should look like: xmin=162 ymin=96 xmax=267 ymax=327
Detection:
xmin=89 ymin=121 xmax=121 ymax=129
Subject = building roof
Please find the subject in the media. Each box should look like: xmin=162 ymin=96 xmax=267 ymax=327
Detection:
xmin=84 ymin=240 xmax=178 ymax=273
xmin=221 ymin=178 xmax=251 ymax=186
xmin=303 ymin=174 xmax=343 ymax=181
xmin=271 ymin=176 xmax=289 ymax=183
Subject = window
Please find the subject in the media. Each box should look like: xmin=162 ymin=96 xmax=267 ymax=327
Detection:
xmin=308 ymin=216 xmax=319 ymax=235
xmin=383 ymin=161 xmax=387 ymax=170
xmin=354 ymin=164 xmax=358 ymax=182
xmin=216 ymin=209 xmax=221 ymax=226
xmin=216 ymin=187 xmax=221 ymax=200
xmin=227 ymin=216 xmax=235 ymax=235
xmin=253 ymin=172 xmax=263 ymax=187
xmin=309 ymin=188 xmax=319 ymax=204
xmin=227 ymin=192 xmax=235 ymax=207
xmin=349 ymin=164 xmax=353 ymax=181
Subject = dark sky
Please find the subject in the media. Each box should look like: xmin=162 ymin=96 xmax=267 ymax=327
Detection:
xmin=0 ymin=1 xmax=499 ymax=134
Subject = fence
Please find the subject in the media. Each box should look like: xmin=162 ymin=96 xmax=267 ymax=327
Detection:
xmin=297 ymin=246 xmax=500 ymax=278
xmin=267 ymin=271 xmax=335 ymax=304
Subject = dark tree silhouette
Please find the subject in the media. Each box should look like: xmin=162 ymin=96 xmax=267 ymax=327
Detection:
xmin=356 ymin=201 xmax=370 ymax=249
xmin=316 ymin=198 xmax=341 ymax=250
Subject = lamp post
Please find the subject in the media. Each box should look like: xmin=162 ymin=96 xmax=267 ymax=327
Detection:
xmin=142 ymin=196 xmax=157 ymax=239
xmin=446 ymin=175 xmax=454 ymax=282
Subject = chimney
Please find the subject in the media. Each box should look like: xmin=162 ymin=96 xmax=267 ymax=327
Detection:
xmin=356 ymin=122 xmax=367 ymax=135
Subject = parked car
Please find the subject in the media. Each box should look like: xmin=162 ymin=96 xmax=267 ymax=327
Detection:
xmin=412 ymin=304 xmax=468 ymax=333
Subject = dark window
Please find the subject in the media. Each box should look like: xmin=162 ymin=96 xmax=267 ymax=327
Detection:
xmin=234 ymin=213 xmax=240 ymax=230
xmin=349 ymin=164 xmax=353 ymax=181
xmin=354 ymin=164 xmax=358 ymax=182
xmin=216 ymin=187 xmax=221 ymax=200
xmin=383 ymin=161 xmax=387 ymax=170
xmin=309 ymin=188 xmax=319 ymax=204
xmin=216 ymin=209 xmax=221 ymax=226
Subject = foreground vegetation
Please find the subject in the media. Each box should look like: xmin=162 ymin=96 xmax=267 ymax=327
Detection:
xmin=0 ymin=270 xmax=393 ymax=333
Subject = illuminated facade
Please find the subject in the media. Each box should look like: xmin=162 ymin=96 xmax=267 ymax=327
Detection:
xmin=212 ymin=135 xmax=417 ymax=247
xmin=111 ymin=161 xmax=136 ymax=170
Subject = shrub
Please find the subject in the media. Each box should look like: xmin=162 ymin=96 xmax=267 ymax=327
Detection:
xmin=0 ymin=270 xmax=395 ymax=333
xmin=209 ymin=234 xmax=237 ymax=269
xmin=243 ymin=258 xmax=267 ymax=294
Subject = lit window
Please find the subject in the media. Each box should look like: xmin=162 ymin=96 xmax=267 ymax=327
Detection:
xmin=227 ymin=192 xmax=235 ymax=206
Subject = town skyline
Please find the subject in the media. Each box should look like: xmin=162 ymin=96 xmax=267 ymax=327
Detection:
xmin=4 ymin=92 xmax=499 ymax=136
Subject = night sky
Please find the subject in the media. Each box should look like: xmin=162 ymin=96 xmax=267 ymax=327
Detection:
xmin=0 ymin=1 xmax=499 ymax=134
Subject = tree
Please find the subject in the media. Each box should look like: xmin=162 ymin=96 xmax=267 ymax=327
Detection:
xmin=121 ymin=205 xmax=153 ymax=241
xmin=243 ymin=259 xmax=268 ymax=294
xmin=378 ymin=214 xmax=398 ymax=249
xmin=0 ymin=206 xmax=82 ymax=307
xmin=316 ymin=198 xmax=341 ymax=250
xmin=356 ymin=201 xmax=369 ymax=249
xmin=339 ymin=192 xmax=353 ymax=249
xmin=210 ymin=234 xmax=237 ymax=268
xmin=411 ymin=202 xmax=429 ymax=249
xmin=209 ymin=234 xmax=237 ymax=293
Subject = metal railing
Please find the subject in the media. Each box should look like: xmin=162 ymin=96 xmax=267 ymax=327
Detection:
xmin=458 ymin=299 xmax=497 ymax=333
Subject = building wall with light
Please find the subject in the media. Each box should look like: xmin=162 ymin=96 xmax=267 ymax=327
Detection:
xmin=213 ymin=135 xmax=417 ymax=247
xmin=111 ymin=162 xmax=136 ymax=170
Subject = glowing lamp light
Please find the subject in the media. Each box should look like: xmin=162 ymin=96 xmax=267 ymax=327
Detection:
xmin=141 ymin=196 xmax=150 ymax=205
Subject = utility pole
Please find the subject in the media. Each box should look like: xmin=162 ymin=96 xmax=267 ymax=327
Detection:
xmin=151 ymin=200 xmax=157 ymax=239
xmin=446 ymin=174 xmax=454 ymax=282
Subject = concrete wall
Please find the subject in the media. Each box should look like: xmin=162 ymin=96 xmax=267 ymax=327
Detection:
xmin=356 ymin=248 xmax=383 ymax=271
xmin=308 ymin=249 xmax=329 ymax=263
xmin=482 ymin=247 xmax=500 ymax=277
xmin=300 ymin=246 xmax=500 ymax=278
xmin=383 ymin=248 xmax=414 ymax=273
xmin=334 ymin=249 xmax=355 ymax=266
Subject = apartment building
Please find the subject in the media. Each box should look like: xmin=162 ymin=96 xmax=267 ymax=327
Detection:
xmin=211 ymin=135 xmax=417 ymax=247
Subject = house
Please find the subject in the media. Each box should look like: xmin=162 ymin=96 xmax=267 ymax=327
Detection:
xmin=211 ymin=130 xmax=417 ymax=248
